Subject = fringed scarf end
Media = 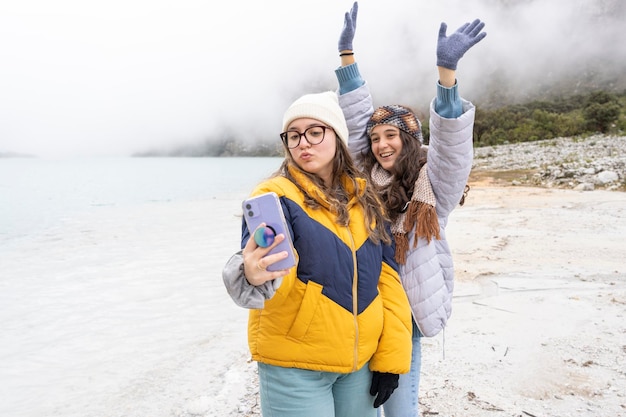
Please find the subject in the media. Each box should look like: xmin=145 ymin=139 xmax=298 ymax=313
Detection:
xmin=404 ymin=201 xmax=441 ymax=248
xmin=418 ymin=203 xmax=441 ymax=243
xmin=394 ymin=233 xmax=409 ymax=265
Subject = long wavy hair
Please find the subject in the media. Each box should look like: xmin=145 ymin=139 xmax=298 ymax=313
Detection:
xmin=275 ymin=133 xmax=391 ymax=245
xmin=361 ymin=129 xmax=428 ymax=223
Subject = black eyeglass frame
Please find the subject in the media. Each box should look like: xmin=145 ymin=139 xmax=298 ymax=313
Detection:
xmin=279 ymin=125 xmax=333 ymax=149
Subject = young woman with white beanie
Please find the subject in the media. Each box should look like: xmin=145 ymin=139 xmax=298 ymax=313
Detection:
xmin=222 ymin=88 xmax=413 ymax=415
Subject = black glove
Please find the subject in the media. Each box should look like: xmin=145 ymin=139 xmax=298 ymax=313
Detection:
xmin=369 ymin=371 xmax=399 ymax=408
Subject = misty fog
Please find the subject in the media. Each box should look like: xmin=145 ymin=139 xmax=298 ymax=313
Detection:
xmin=1 ymin=0 xmax=625 ymax=158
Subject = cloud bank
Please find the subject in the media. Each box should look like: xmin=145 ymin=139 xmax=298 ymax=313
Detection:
xmin=0 ymin=0 xmax=624 ymax=158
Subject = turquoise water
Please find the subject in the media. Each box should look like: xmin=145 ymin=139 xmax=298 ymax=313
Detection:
xmin=0 ymin=157 xmax=282 ymax=243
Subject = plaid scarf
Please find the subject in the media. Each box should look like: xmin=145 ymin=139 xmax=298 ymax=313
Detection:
xmin=370 ymin=163 xmax=440 ymax=264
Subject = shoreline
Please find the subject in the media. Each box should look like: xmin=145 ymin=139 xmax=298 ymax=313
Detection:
xmin=2 ymin=181 xmax=624 ymax=417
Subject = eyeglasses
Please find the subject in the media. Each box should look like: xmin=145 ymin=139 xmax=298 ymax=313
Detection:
xmin=280 ymin=126 xmax=332 ymax=149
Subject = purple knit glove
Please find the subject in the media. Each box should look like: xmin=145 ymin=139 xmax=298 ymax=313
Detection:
xmin=338 ymin=1 xmax=358 ymax=52
xmin=436 ymin=18 xmax=487 ymax=70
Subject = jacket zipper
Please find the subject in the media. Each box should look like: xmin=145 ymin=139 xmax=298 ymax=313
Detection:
xmin=348 ymin=228 xmax=358 ymax=372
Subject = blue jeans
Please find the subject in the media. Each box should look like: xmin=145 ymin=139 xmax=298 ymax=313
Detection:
xmin=258 ymin=362 xmax=377 ymax=417
xmin=378 ymin=320 xmax=422 ymax=417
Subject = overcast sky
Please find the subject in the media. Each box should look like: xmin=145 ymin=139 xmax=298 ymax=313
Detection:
xmin=1 ymin=0 xmax=624 ymax=158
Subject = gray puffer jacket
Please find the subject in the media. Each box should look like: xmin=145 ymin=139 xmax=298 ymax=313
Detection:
xmin=338 ymin=82 xmax=474 ymax=337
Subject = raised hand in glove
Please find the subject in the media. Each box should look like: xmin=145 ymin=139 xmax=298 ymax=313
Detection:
xmin=338 ymin=1 xmax=358 ymax=52
xmin=369 ymin=371 xmax=399 ymax=408
xmin=436 ymin=18 xmax=487 ymax=70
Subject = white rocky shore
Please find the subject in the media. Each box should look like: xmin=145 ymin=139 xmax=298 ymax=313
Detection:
xmin=471 ymin=134 xmax=625 ymax=191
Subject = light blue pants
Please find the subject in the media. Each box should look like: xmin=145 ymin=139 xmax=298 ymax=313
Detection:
xmin=378 ymin=320 xmax=422 ymax=417
xmin=258 ymin=361 xmax=377 ymax=417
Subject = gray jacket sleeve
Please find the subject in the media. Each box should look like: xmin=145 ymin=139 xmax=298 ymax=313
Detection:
xmin=427 ymin=97 xmax=475 ymax=221
xmin=222 ymin=251 xmax=283 ymax=309
xmin=337 ymin=82 xmax=374 ymax=165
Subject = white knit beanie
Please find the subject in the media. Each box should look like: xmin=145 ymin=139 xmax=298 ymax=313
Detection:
xmin=282 ymin=91 xmax=349 ymax=145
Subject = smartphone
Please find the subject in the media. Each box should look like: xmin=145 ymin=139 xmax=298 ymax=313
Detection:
xmin=242 ymin=192 xmax=296 ymax=271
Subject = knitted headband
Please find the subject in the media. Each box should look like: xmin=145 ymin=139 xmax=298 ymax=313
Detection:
xmin=366 ymin=105 xmax=423 ymax=143
xmin=282 ymin=91 xmax=349 ymax=145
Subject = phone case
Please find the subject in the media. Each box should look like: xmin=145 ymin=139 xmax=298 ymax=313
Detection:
xmin=242 ymin=192 xmax=296 ymax=271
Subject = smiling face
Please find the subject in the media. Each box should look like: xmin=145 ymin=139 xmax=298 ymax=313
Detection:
xmin=370 ymin=124 xmax=404 ymax=173
xmin=286 ymin=118 xmax=337 ymax=186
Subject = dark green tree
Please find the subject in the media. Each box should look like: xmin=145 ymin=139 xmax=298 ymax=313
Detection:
xmin=582 ymin=91 xmax=621 ymax=133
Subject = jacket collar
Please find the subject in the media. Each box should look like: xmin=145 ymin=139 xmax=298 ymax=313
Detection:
xmin=286 ymin=164 xmax=366 ymax=211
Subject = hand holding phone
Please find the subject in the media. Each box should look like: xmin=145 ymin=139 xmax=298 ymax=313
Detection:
xmin=242 ymin=192 xmax=297 ymax=272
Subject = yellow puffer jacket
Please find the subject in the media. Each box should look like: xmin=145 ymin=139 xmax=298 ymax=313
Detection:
xmin=244 ymin=167 xmax=412 ymax=374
